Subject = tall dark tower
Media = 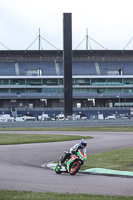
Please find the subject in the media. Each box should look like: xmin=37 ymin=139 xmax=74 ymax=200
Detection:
xmin=63 ymin=13 xmax=73 ymax=117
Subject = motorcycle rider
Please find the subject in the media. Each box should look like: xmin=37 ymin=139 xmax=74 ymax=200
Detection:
xmin=60 ymin=139 xmax=87 ymax=165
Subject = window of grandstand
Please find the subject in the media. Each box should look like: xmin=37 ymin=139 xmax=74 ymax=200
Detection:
xmin=74 ymin=78 xmax=90 ymax=85
xmin=124 ymin=78 xmax=133 ymax=85
xmin=107 ymin=78 xmax=122 ymax=85
xmin=43 ymin=79 xmax=58 ymax=85
xmin=91 ymin=78 xmax=106 ymax=85
xmin=91 ymin=78 xmax=122 ymax=85
xmin=42 ymin=88 xmax=63 ymax=93
xmin=10 ymin=79 xmax=25 ymax=85
xmin=0 ymin=89 xmax=9 ymax=93
xmin=58 ymin=79 xmax=63 ymax=85
xmin=27 ymin=79 xmax=42 ymax=85
xmin=123 ymin=88 xmax=133 ymax=93
xmin=1 ymin=79 xmax=8 ymax=85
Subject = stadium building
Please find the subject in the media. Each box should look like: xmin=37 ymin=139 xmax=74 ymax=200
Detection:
xmin=0 ymin=49 xmax=133 ymax=118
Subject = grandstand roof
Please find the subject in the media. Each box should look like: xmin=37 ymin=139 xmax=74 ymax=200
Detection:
xmin=0 ymin=50 xmax=133 ymax=57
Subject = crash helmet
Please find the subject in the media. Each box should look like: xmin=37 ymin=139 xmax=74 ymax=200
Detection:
xmin=80 ymin=139 xmax=87 ymax=148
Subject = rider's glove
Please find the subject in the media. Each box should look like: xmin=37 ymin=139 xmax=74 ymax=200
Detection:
xmin=72 ymin=150 xmax=77 ymax=154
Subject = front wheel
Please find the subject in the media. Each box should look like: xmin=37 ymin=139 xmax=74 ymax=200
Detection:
xmin=70 ymin=161 xmax=82 ymax=175
xmin=55 ymin=164 xmax=62 ymax=174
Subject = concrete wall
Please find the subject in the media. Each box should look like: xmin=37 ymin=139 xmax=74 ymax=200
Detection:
xmin=0 ymin=118 xmax=133 ymax=128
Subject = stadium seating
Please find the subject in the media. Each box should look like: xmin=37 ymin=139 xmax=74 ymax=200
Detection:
xmin=73 ymin=61 xmax=96 ymax=75
xmin=1 ymin=60 xmax=133 ymax=76
xmin=0 ymin=62 xmax=15 ymax=75
xmin=58 ymin=61 xmax=96 ymax=75
xmin=98 ymin=61 xmax=133 ymax=75
xmin=18 ymin=61 xmax=56 ymax=75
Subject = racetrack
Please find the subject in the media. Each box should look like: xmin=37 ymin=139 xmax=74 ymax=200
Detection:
xmin=0 ymin=131 xmax=133 ymax=196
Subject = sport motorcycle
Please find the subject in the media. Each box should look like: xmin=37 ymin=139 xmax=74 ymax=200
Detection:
xmin=55 ymin=149 xmax=87 ymax=175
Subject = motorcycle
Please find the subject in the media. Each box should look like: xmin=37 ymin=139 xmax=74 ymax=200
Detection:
xmin=55 ymin=149 xmax=87 ymax=175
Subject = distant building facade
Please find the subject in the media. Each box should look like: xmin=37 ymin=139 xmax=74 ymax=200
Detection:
xmin=0 ymin=50 xmax=133 ymax=116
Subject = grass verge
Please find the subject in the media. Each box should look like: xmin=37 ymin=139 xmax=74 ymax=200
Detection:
xmin=0 ymin=126 xmax=133 ymax=131
xmin=0 ymin=133 xmax=92 ymax=145
xmin=82 ymin=147 xmax=133 ymax=172
xmin=0 ymin=191 xmax=132 ymax=200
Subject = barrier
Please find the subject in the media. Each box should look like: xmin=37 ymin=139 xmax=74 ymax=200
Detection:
xmin=0 ymin=118 xmax=133 ymax=128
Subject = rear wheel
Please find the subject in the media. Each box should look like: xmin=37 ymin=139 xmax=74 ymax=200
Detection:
xmin=55 ymin=164 xmax=62 ymax=174
xmin=70 ymin=161 xmax=81 ymax=175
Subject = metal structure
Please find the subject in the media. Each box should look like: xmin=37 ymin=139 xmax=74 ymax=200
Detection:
xmin=63 ymin=13 xmax=73 ymax=117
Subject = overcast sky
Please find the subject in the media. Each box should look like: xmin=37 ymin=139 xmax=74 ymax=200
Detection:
xmin=1 ymin=0 xmax=133 ymax=50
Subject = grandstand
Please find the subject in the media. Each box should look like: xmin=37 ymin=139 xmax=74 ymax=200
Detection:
xmin=0 ymin=49 xmax=133 ymax=117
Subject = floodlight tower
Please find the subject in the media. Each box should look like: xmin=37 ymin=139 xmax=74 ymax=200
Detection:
xmin=63 ymin=13 xmax=73 ymax=117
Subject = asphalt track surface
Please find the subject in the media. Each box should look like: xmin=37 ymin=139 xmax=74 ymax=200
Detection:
xmin=0 ymin=131 xmax=133 ymax=196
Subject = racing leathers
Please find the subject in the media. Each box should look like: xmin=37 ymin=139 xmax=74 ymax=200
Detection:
xmin=60 ymin=143 xmax=87 ymax=165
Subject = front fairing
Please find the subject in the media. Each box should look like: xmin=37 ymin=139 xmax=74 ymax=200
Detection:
xmin=67 ymin=150 xmax=87 ymax=172
xmin=77 ymin=150 xmax=87 ymax=161
xmin=67 ymin=155 xmax=78 ymax=172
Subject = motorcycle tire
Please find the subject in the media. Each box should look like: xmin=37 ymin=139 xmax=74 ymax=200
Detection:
xmin=69 ymin=161 xmax=82 ymax=175
xmin=55 ymin=164 xmax=62 ymax=174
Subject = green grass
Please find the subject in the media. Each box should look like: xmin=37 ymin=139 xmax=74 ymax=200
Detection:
xmin=0 ymin=191 xmax=132 ymax=200
xmin=0 ymin=133 xmax=92 ymax=145
xmin=82 ymin=147 xmax=133 ymax=172
xmin=0 ymin=126 xmax=133 ymax=131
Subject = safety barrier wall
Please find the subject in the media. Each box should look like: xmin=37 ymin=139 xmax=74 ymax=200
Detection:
xmin=0 ymin=118 xmax=133 ymax=128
